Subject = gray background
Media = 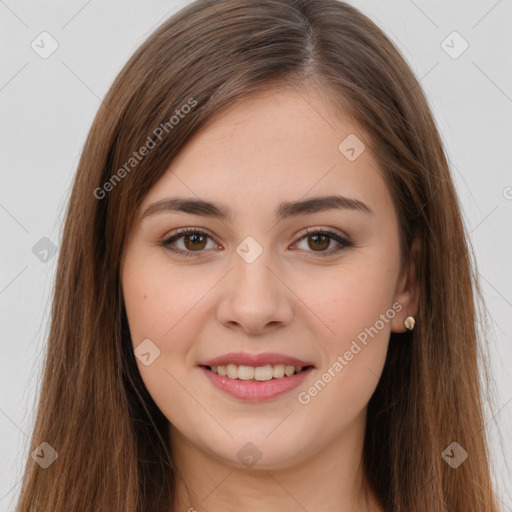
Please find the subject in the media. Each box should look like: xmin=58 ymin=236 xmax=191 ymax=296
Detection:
xmin=1 ymin=0 xmax=511 ymax=510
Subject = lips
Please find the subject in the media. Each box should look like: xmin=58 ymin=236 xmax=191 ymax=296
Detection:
xmin=199 ymin=352 xmax=315 ymax=368
xmin=198 ymin=352 xmax=316 ymax=401
xmin=200 ymin=365 xmax=315 ymax=401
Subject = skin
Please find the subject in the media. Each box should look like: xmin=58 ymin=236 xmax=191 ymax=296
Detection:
xmin=121 ymin=84 xmax=419 ymax=512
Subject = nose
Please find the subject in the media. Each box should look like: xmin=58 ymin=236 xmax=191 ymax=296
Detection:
xmin=216 ymin=249 xmax=294 ymax=335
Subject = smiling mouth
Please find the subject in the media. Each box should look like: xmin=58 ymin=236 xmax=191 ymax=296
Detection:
xmin=203 ymin=364 xmax=313 ymax=381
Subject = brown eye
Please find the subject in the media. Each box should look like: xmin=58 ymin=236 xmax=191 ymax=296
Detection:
xmin=161 ymin=227 xmax=352 ymax=259
xmin=294 ymin=229 xmax=353 ymax=257
xmin=308 ymin=233 xmax=330 ymax=251
xmin=182 ymin=232 xmax=208 ymax=251
xmin=161 ymin=228 xmax=217 ymax=257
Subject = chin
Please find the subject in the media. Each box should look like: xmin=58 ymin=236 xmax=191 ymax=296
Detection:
xmin=207 ymin=435 xmax=310 ymax=471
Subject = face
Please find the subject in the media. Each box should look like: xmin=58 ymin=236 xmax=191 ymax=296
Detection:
xmin=121 ymin=86 xmax=417 ymax=470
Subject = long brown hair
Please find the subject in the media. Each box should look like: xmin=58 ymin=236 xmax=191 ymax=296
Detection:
xmin=14 ymin=1 xmax=500 ymax=510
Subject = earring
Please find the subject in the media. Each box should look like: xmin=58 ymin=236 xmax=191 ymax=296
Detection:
xmin=404 ymin=316 xmax=415 ymax=331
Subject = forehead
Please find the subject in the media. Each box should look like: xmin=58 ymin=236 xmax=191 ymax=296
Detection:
xmin=140 ymin=87 xmax=391 ymax=222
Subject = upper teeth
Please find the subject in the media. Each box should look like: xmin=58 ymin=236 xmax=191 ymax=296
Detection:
xmin=211 ymin=364 xmax=304 ymax=381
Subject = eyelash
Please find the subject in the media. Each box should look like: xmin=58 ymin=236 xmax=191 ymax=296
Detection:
xmin=159 ymin=227 xmax=353 ymax=258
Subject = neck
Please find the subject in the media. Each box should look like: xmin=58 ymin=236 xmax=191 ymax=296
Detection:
xmin=169 ymin=407 xmax=382 ymax=512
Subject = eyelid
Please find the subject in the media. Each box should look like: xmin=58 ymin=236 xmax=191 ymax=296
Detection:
xmin=299 ymin=225 xmax=348 ymax=239
xmin=162 ymin=226 xmax=217 ymax=243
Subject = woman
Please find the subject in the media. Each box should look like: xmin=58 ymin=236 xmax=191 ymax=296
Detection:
xmin=15 ymin=0 xmax=500 ymax=510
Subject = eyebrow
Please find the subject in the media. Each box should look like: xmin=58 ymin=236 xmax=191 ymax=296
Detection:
xmin=141 ymin=194 xmax=373 ymax=221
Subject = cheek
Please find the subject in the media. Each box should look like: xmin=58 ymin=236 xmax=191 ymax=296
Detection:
xmin=316 ymin=259 xmax=398 ymax=345
xmin=298 ymin=257 xmax=398 ymax=416
xmin=122 ymin=251 xmax=210 ymax=344
xmin=121 ymin=248 xmax=221 ymax=393
xmin=121 ymin=252 xmax=208 ymax=428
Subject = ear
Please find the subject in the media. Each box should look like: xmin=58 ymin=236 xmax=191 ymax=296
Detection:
xmin=391 ymin=235 xmax=420 ymax=333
